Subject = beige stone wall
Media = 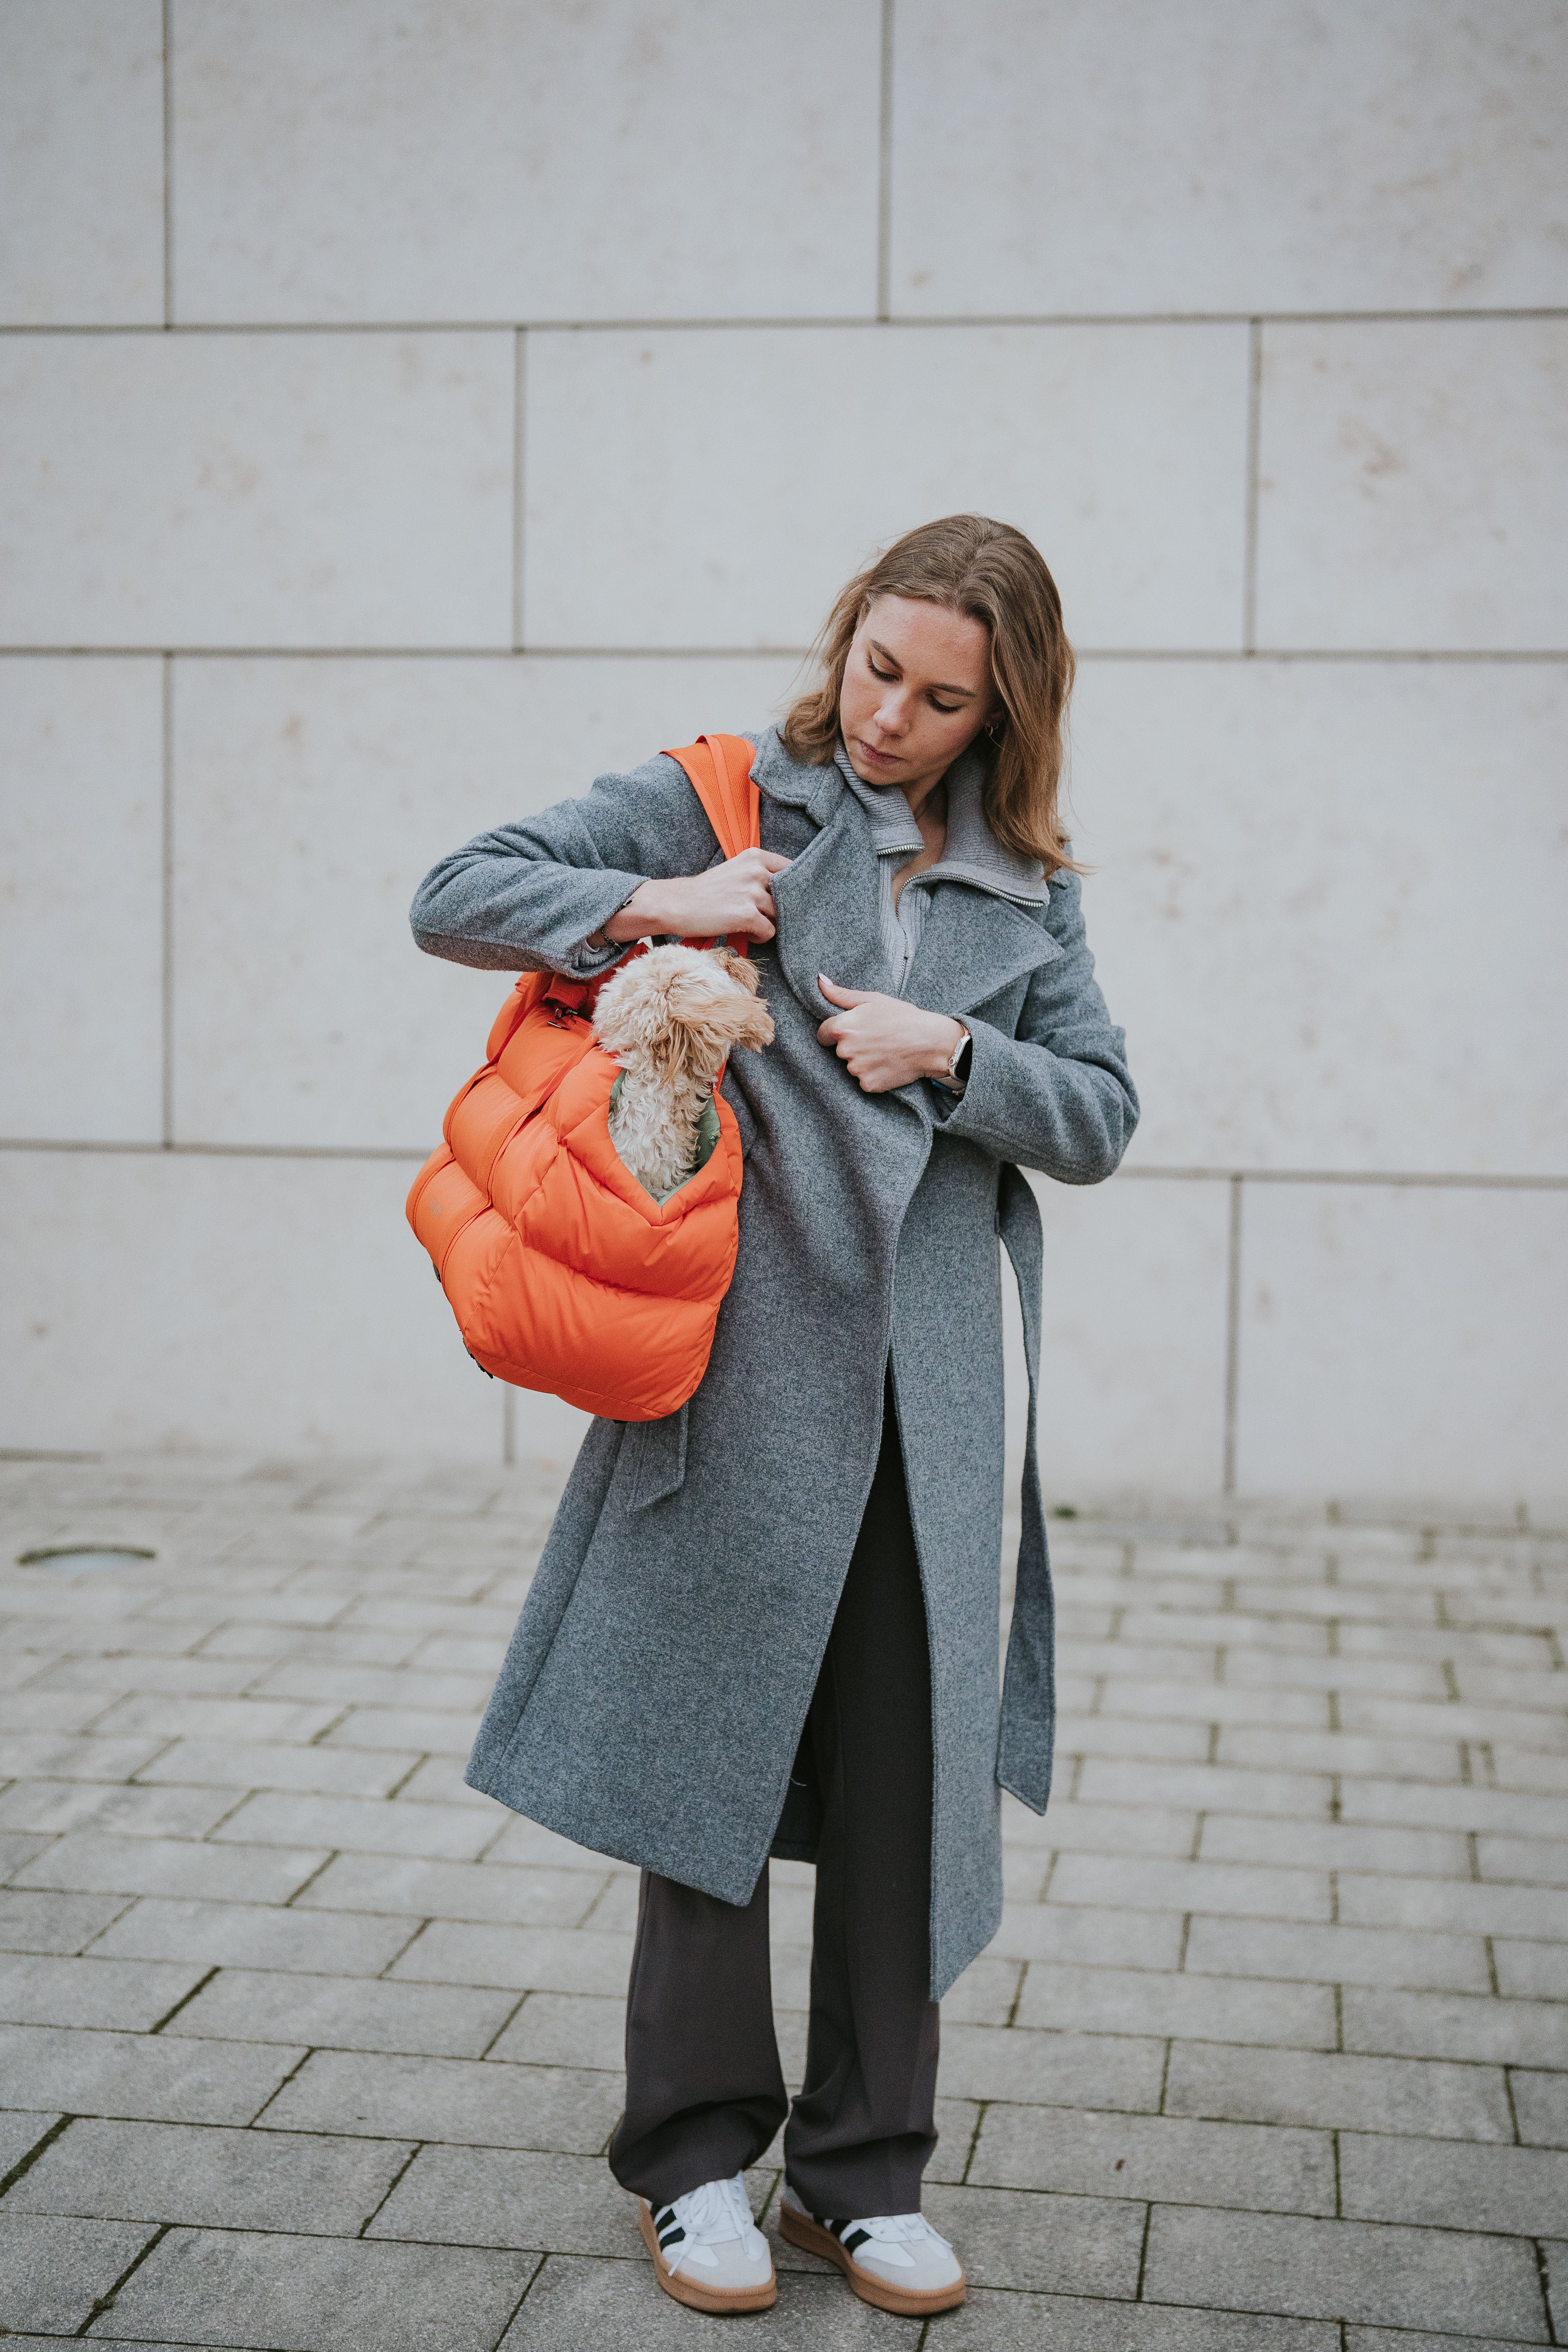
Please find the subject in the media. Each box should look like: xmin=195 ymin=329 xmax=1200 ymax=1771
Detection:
xmin=2 ymin=2 xmax=1564 ymax=1498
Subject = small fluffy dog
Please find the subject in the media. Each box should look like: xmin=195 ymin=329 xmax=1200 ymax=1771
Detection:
xmin=593 ymin=944 xmax=774 ymax=1202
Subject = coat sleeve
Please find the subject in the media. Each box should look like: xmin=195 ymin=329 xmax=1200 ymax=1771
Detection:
xmin=408 ymin=753 xmax=721 ymax=974
xmin=933 ymin=870 xmax=1138 ymax=1184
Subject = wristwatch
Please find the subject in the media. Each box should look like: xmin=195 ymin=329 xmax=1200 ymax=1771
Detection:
xmin=944 ymin=1025 xmax=973 ymax=1085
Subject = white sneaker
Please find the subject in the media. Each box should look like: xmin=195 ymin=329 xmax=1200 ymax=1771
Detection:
xmin=638 ymin=2174 xmax=777 ymax=2314
xmin=780 ymin=2183 xmax=965 ymax=2313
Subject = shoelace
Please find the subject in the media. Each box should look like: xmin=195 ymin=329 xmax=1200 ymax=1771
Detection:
xmin=654 ymin=2174 xmax=759 ymax=2272
xmin=851 ymin=2211 xmax=951 ymax=2247
xmin=677 ymin=2176 xmax=756 ymax=2244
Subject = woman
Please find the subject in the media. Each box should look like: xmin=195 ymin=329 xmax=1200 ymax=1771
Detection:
xmin=410 ymin=514 xmax=1136 ymax=2318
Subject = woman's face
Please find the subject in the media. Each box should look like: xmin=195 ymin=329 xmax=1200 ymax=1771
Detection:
xmin=838 ymin=595 xmax=995 ymax=801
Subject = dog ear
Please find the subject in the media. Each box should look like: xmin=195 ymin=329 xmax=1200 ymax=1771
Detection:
xmin=731 ymin=999 xmax=774 ymax=1053
xmin=710 ymin=947 xmax=763 ymax=998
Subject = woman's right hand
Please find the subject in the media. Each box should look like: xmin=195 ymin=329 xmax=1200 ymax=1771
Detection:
xmin=602 ymin=849 xmax=793 ymax=944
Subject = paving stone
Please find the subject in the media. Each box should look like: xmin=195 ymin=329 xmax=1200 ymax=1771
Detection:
xmin=1048 ymin=1853 xmax=1333 ymax=1925
xmin=937 ymin=2290 xmax=1338 ymax=2350
xmin=1491 ymin=1747 xmax=1568 ymax=1796
xmin=1219 ymin=1727 xmax=1466 ymax=1782
xmin=1198 ymin=1814 xmax=1471 ymax=1877
xmin=389 ymin=1920 xmax=634 ymax=1996
xmin=1142 ymin=2205 xmax=1550 ymax=2336
xmin=1052 ymin=1715 xmax=1214 ymax=1765
xmin=1076 ymin=1758 xmax=1334 ymax=1820
xmin=970 ymin=2102 xmax=1335 ymax=2214
xmin=166 ymin=1968 xmax=518 ymax=2058
xmin=12 ymin=1832 xmax=329 ymax=1907
xmin=0 ymin=2024 xmax=303 ymax=2125
xmin=918 ymin=2181 xmax=1145 ymax=2296
xmin=497 ymin=2253 xmax=919 ymax=2346
xmin=1017 ymin=1960 xmax=1337 ymax=2048
xmin=210 ymin=1790 xmax=496 ymax=1863
xmin=1339 ymin=1694 xmax=1568 ymax=1752
xmin=0 ymin=2212 xmax=158 ymax=2335
xmin=1338 ymin=1871 xmax=1568 ymax=1940
xmin=0 ymin=1954 xmax=211 ymax=2032
xmin=936 ymin=2023 xmax=1166 ymax=2111
xmin=1225 ymin=1651 xmax=1451 ymax=1698
xmin=0 ymin=1828 xmax=54 ymax=1875
xmin=1164 ymin=2039 xmax=1514 ymax=2141
xmin=410 ymin=1636 xmax=510 ymax=1674
xmin=1100 ymin=1679 xmax=1330 ymax=1731
xmin=367 ymin=2144 xmax=641 ymax=2254
xmin=36 ymin=1655 xmax=268 ymax=1699
xmin=1342 ymin=1987 xmax=1568 ymax=2068
xmin=7 ymin=2117 xmax=415 ymax=2234
xmin=87 ymin=1897 xmax=420 ymax=1976
xmin=0 ymin=1734 xmax=168 ymax=1781
xmin=0 ymin=1889 xmax=134 ymax=1953
xmin=989 ymin=1900 xmax=1186 ymax=1969
xmin=257 ymin=2047 xmax=625 ymax=2153
xmin=0 ymin=2109 xmax=63 ymax=2182
xmin=937 ymin=1956 xmax=1022 ymax=2026
xmin=1494 ymin=1938 xmax=1568 ymax=1998
xmin=136 ymin=1739 xmax=422 ymax=1797
xmin=1005 ymin=1798 xmax=1199 ymax=1859
xmin=248 ymin=1662 xmax=496 ymax=1714
xmin=195 ymin=1621 xmax=422 ymax=1665
xmin=323 ymin=1707 xmax=484 ymax=1756
xmin=386 ymin=1755 xmax=505 ymax=1810
xmin=89 ymin=1695 xmax=346 ymax=1745
xmin=290 ymin=1850 xmax=600 ymax=1930
xmin=1345 ymin=2334 xmax=1548 ymax=2352
xmin=476 ymin=1816 xmax=638 ymax=1873
xmin=1544 ymin=2239 xmax=1568 ymax=2340
xmin=1185 ymin=1914 xmax=1493 ymax=1993
xmin=1339 ymin=2130 xmax=1568 ymax=2236
xmin=0 ymin=1686 xmax=128 ymax=1734
xmin=483 ymin=1993 xmax=627 ymax=2071
xmin=1477 ymin=1834 xmax=1568 ymax=1886
xmin=0 ymin=1781 xmax=240 ymax=1840
xmin=89 ymin=2227 xmax=538 ymax=2352
xmin=1512 ymin=2068 xmax=1568 ymax=2147
xmin=1344 ymin=1780 xmax=1568 ymax=1839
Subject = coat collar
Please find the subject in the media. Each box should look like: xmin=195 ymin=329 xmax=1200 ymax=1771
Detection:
xmin=747 ymin=726 xmax=1061 ymax=1021
xmin=833 ymin=738 xmax=1049 ymax=908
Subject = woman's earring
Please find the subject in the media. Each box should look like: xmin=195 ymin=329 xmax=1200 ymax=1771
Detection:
xmin=985 ymin=716 xmax=1006 ymax=744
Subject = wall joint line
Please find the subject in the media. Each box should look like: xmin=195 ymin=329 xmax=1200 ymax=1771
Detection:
xmin=1222 ymin=1174 xmax=1244 ymax=1493
xmin=876 ymin=0 xmax=896 ymax=320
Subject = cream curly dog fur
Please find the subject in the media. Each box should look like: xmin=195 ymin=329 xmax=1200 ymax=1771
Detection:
xmin=592 ymin=945 xmax=774 ymax=1203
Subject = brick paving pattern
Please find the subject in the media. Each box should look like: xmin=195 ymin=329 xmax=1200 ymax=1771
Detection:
xmin=0 ymin=1453 xmax=1564 ymax=2349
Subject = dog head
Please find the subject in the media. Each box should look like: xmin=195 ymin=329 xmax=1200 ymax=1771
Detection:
xmin=591 ymin=944 xmax=774 ymax=1086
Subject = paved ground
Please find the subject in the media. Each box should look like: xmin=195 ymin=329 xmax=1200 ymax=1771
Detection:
xmin=0 ymin=1452 xmax=1564 ymax=2352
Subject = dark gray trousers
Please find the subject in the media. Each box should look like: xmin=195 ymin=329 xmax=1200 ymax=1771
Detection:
xmin=607 ymin=1378 xmax=941 ymax=2218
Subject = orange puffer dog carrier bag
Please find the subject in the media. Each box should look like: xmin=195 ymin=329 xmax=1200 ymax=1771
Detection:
xmin=406 ymin=735 xmax=763 ymax=1423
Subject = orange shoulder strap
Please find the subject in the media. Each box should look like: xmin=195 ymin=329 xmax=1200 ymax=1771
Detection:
xmin=663 ymin=734 xmax=761 ymax=863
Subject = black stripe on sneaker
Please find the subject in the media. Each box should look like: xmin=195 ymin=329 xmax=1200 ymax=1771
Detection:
xmin=842 ymin=2227 xmax=872 ymax=2254
xmin=827 ymin=2218 xmax=849 ymax=2240
xmin=657 ymin=2225 xmax=686 ymax=2249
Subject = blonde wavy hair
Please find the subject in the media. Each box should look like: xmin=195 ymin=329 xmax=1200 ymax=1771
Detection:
xmin=781 ymin=514 xmax=1078 ymax=874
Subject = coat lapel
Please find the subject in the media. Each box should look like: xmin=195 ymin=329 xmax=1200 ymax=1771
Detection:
xmin=751 ymin=729 xmax=887 ymax=1015
xmin=903 ymin=882 xmax=1062 ymax=1020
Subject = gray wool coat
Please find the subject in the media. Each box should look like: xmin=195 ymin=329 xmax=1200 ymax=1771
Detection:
xmin=409 ymin=724 xmax=1137 ymax=1999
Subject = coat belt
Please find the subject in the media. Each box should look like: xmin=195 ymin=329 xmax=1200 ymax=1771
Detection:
xmin=995 ymin=1163 xmax=1055 ymax=1814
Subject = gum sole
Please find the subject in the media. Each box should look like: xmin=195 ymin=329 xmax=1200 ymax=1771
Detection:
xmin=778 ymin=2203 xmax=967 ymax=2315
xmin=637 ymin=2199 xmax=778 ymax=2314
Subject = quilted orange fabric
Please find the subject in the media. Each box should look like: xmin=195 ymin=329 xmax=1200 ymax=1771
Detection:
xmin=406 ymin=734 xmax=760 ymax=1421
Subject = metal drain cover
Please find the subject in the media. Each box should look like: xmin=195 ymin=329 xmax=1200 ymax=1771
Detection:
xmin=16 ymin=1544 xmax=156 ymax=1571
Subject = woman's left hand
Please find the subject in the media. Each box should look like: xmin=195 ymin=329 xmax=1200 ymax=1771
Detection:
xmin=817 ymin=975 xmax=967 ymax=1094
